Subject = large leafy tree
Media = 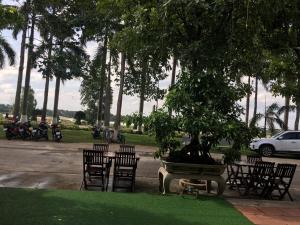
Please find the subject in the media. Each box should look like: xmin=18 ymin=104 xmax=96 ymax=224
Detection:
xmin=257 ymin=0 xmax=300 ymax=130
xmin=146 ymin=0 xmax=257 ymax=163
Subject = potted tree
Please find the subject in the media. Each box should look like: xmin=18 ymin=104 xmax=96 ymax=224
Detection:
xmin=148 ymin=69 xmax=254 ymax=194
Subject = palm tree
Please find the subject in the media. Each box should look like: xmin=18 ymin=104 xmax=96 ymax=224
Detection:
xmin=96 ymin=35 xmax=108 ymax=126
xmin=250 ymin=103 xmax=285 ymax=136
xmin=51 ymin=41 xmax=88 ymax=124
xmin=113 ymin=52 xmax=126 ymax=140
xmin=245 ymin=75 xmax=251 ymax=126
xmin=104 ymin=54 xmax=113 ymax=127
xmin=20 ymin=9 xmax=36 ymax=123
xmin=13 ymin=1 xmax=29 ymax=119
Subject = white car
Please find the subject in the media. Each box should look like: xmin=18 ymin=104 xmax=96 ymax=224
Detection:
xmin=250 ymin=131 xmax=300 ymax=157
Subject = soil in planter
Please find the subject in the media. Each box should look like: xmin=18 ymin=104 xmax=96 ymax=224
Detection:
xmin=167 ymin=142 xmax=217 ymax=165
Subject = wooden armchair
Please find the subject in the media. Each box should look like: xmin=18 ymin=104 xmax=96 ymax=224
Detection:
xmin=247 ymin=161 xmax=275 ymax=196
xmin=247 ymin=155 xmax=262 ymax=164
xmin=264 ymin=163 xmax=297 ymax=201
xmin=93 ymin=143 xmax=109 ymax=153
xmin=82 ymin=150 xmax=111 ymax=191
xmin=112 ymin=152 xmax=138 ymax=192
xmin=119 ymin=144 xmax=135 ymax=153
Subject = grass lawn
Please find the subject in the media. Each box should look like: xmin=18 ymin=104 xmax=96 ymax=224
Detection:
xmin=0 ymin=188 xmax=252 ymax=225
xmin=0 ymin=125 xmax=158 ymax=146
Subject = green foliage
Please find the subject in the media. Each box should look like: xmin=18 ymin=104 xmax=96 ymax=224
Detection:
xmin=74 ymin=111 xmax=86 ymax=125
xmin=15 ymin=87 xmax=37 ymax=120
xmin=148 ymin=109 xmax=180 ymax=158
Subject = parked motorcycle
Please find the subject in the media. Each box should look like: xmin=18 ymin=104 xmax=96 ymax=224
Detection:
xmin=51 ymin=124 xmax=62 ymax=142
xmin=3 ymin=121 xmax=20 ymax=140
xmin=19 ymin=121 xmax=32 ymax=140
xmin=32 ymin=121 xmax=49 ymax=141
xmin=92 ymin=125 xmax=101 ymax=139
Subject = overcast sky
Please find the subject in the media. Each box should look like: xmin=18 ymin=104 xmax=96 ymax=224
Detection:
xmin=0 ymin=0 xmax=296 ymax=129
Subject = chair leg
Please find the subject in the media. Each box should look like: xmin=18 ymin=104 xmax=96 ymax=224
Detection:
xmin=287 ymin=191 xmax=294 ymax=201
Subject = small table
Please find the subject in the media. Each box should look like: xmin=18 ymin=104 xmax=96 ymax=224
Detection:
xmin=179 ymin=179 xmax=208 ymax=198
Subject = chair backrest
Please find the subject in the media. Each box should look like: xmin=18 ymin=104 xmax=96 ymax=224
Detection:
xmin=93 ymin=143 xmax=109 ymax=153
xmin=253 ymin=161 xmax=275 ymax=176
xmin=274 ymin=163 xmax=297 ymax=180
xmin=114 ymin=152 xmax=137 ymax=167
xmin=247 ymin=155 xmax=262 ymax=164
xmin=83 ymin=150 xmax=105 ymax=166
xmin=119 ymin=144 xmax=135 ymax=153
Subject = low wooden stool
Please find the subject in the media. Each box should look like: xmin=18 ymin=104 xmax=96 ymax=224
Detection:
xmin=179 ymin=179 xmax=208 ymax=198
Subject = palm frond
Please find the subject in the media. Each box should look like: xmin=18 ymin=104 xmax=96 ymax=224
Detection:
xmin=249 ymin=113 xmax=264 ymax=127
xmin=0 ymin=48 xmax=4 ymax=68
xmin=267 ymin=102 xmax=280 ymax=113
xmin=0 ymin=35 xmax=15 ymax=66
xmin=278 ymin=105 xmax=296 ymax=115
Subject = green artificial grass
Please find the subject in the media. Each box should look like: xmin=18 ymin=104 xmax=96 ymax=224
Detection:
xmin=0 ymin=188 xmax=253 ymax=225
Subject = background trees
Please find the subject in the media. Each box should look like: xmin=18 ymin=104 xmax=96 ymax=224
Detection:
xmin=2 ymin=0 xmax=300 ymax=140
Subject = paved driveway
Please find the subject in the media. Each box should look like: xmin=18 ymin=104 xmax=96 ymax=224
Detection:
xmin=0 ymin=140 xmax=300 ymax=225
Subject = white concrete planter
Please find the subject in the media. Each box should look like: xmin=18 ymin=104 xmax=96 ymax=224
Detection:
xmin=160 ymin=160 xmax=226 ymax=175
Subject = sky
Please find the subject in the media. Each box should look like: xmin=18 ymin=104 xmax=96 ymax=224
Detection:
xmin=0 ymin=0 xmax=295 ymax=128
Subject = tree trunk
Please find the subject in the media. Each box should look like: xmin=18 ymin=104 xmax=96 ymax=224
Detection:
xmin=13 ymin=12 xmax=28 ymax=120
xmin=96 ymin=35 xmax=108 ymax=126
xmin=295 ymin=103 xmax=300 ymax=131
xmin=138 ymin=59 xmax=147 ymax=132
xmin=52 ymin=76 xmax=61 ymax=124
xmin=252 ymin=75 xmax=258 ymax=120
xmin=21 ymin=12 xmax=35 ymax=123
xmin=283 ymin=95 xmax=290 ymax=130
xmin=245 ymin=75 xmax=251 ymax=126
xmin=113 ymin=53 xmax=125 ymax=140
xmin=41 ymin=34 xmax=53 ymax=122
xmin=168 ymin=55 xmax=177 ymax=117
xmin=104 ymin=55 xmax=111 ymax=127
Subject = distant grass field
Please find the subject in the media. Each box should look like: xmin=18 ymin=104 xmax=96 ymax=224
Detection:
xmin=0 ymin=125 xmax=157 ymax=146
xmin=0 ymin=188 xmax=253 ymax=225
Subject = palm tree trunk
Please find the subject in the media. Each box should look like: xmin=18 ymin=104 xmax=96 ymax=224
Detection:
xmin=104 ymin=55 xmax=111 ymax=127
xmin=252 ymin=75 xmax=258 ymax=120
xmin=245 ymin=75 xmax=251 ymax=126
xmin=21 ymin=12 xmax=36 ymax=123
xmin=113 ymin=53 xmax=125 ymax=140
xmin=41 ymin=34 xmax=53 ymax=122
xmin=283 ymin=95 xmax=290 ymax=130
xmin=138 ymin=59 xmax=147 ymax=132
xmin=13 ymin=12 xmax=28 ymax=120
xmin=168 ymin=55 xmax=177 ymax=116
xmin=295 ymin=103 xmax=300 ymax=131
xmin=52 ymin=76 xmax=61 ymax=124
xmin=96 ymin=35 xmax=108 ymax=126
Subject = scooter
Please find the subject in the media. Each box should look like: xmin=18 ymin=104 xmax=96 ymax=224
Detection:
xmin=19 ymin=121 xmax=32 ymax=140
xmin=92 ymin=125 xmax=101 ymax=139
xmin=51 ymin=124 xmax=62 ymax=142
xmin=3 ymin=121 xmax=19 ymax=140
xmin=32 ymin=121 xmax=49 ymax=141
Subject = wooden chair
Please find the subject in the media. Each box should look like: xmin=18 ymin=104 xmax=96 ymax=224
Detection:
xmin=119 ymin=144 xmax=135 ymax=153
xmin=112 ymin=152 xmax=138 ymax=192
xmin=93 ymin=143 xmax=109 ymax=153
xmin=226 ymin=164 xmax=237 ymax=188
xmin=247 ymin=155 xmax=262 ymax=164
xmin=264 ymin=163 xmax=297 ymax=201
xmin=247 ymin=161 xmax=275 ymax=196
xmin=82 ymin=150 xmax=111 ymax=191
